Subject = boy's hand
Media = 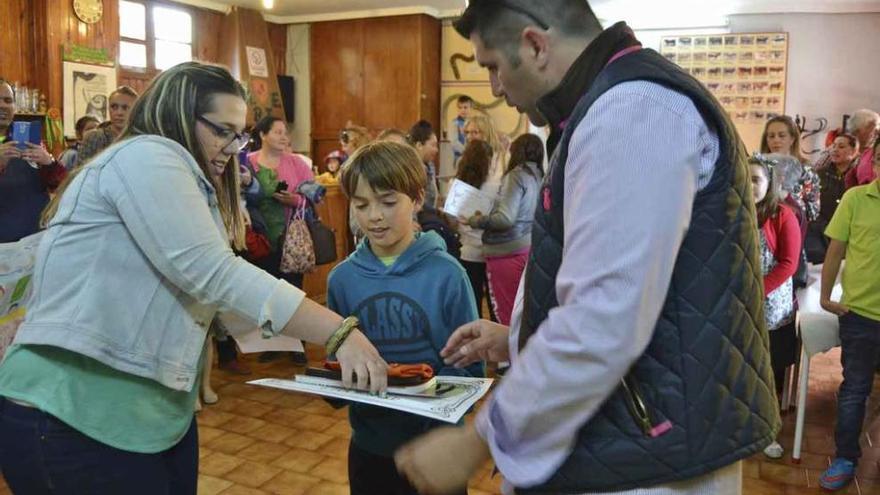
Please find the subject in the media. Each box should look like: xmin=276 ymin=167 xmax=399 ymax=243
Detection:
xmin=395 ymin=423 xmax=489 ymax=495
xmin=821 ymin=299 xmax=849 ymax=316
xmin=441 ymin=319 xmax=510 ymax=367
xmin=335 ymin=328 xmax=389 ymax=394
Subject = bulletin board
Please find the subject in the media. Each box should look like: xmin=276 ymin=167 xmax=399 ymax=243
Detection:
xmin=660 ymin=32 xmax=789 ymax=151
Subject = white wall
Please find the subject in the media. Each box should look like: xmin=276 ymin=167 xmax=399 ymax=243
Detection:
xmin=286 ymin=24 xmax=312 ymax=155
xmin=725 ymin=13 xmax=880 ymax=151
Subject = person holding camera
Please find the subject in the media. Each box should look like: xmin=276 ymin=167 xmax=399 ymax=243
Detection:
xmin=0 ymin=79 xmax=67 ymax=242
xmin=245 ymin=115 xmax=314 ymax=364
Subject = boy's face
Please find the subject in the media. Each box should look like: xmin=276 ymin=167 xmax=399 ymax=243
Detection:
xmin=457 ymin=101 xmax=472 ymax=119
xmin=351 ymin=181 xmax=423 ymax=258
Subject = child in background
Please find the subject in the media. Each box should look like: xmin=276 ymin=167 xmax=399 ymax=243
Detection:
xmin=316 ymin=150 xmax=346 ymax=185
xmin=749 ymin=154 xmax=801 ymax=460
xmin=329 ymin=141 xmax=481 ymax=495
xmin=447 ymin=95 xmax=473 ymax=165
xmin=819 ymin=140 xmax=880 ymax=491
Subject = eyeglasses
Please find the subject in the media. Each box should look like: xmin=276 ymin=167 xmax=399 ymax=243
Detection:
xmin=339 ymin=130 xmax=350 ymax=144
xmin=467 ymin=0 xmax=549 ymax=30
xmin=197 ymin=116 xmax=250 ymax=152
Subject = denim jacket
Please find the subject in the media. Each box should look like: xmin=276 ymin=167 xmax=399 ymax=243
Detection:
xmin=14 ymin=136 xmax=304 ymax=391
xmin=476 ymin=162 xmax=542 ymax=256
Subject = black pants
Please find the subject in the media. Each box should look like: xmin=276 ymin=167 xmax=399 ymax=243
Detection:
xmin=0 ymin=398 xmax=198 ymax=494
xmin=769 ymin=320 xmax=798 ymax=396
xmin=216 ymin=337 xmax=238 ymax=365
xmin=348 ymin=441 xmax=467 ymax=495
xmin=460 ymin=260 xmax=496 ymax=321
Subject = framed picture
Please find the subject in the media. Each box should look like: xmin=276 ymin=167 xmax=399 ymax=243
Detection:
xmin=63 ymin=61 xmax=117 ymax=138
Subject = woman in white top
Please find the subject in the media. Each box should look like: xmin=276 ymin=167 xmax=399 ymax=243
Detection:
xmin=456 ymin=114 xmax=506 ymax=319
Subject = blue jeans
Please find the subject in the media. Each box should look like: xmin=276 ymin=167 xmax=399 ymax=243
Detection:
xmin=835 ymin=311 xmax=880 ymax=462
xmin=0 ymin=397 xmax=198 ymax=494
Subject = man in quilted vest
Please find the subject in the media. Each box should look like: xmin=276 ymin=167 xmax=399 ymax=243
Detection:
xmin=395 ymin=1 xmax=779 ymax=494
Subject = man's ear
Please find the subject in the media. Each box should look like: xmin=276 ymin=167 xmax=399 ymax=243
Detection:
xmin=522 ymin=27 xmax=551 ymax=69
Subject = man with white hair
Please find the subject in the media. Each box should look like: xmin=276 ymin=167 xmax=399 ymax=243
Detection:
xmin=846 ymin=109 xmax=879 ymax=187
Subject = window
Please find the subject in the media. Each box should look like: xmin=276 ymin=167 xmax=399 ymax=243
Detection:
xmin=119 ymin=1 xmax=193 ymax=71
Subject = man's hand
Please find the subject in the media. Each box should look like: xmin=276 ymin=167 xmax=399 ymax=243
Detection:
xmin=21 ymin=143 xmax=54 ymax=166
xmin=441 ymin=319 xmax=510 ymax=368
xmin=395 ymin=424 xmax=490 ymax=495
xmin=821 ymin=298 xmax=849 ymax=316
xmin=0 ymin=141 xmax=21 ymax=172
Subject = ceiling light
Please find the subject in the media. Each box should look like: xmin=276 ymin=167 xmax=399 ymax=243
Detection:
xmin=263 ymin=0 xmax=274 ymax=9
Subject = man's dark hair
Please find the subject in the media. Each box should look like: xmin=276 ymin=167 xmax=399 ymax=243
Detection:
xmin=454 ymin=0 xmax=602 ymax=66
xmin=457 ymin=95 xmax=474 ymax=105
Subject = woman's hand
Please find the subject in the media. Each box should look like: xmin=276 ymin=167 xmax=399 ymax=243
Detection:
xmin=273 ymin=191 xmax=300 ymax=206
xmin=441 ymin=319 xmax=510 ymax=367
xmin=334 ymin=328 xmax=389 ymax=394
xmin=821 ymin=298 xmax=849 ymax=316
xmin=21 ymin=143 xmax=54 ymax=166
xmin=465 ymin=213 xmax=483 ymax=228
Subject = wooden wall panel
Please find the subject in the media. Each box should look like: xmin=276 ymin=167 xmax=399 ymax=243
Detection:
xmin=194 ymin=8 xmax=225 ymax=64
xmin=362 ymin=16 xmax=421 ymax=131
xmin=419 ymin=15 xmax=441 ymax=134
xmin=0 ymin=0 xmax=31 ymax=88
xmin=310 ymin=19 xmax=365 ymax=138
xmin=310 ymin=15 xmax=441 ymax=158
xmin=43 ymin=0 xmax=120 ymax=112
xmin=267 ymin=22 xmax=287 ymax=76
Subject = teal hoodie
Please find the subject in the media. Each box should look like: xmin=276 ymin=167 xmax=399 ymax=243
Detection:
xmin=327 ymin=231 xmax=482 ymax=456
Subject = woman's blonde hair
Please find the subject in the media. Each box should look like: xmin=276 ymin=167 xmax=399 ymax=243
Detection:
xmin=42 ymin=62 xmax=247 ymax=250
xmin=339 ymin=141 xmax=426 ymax=203
xmin=465 ymin=114 xmax=503 ymax=156
xmin=341 ymin=123 xmax=372 ymax=152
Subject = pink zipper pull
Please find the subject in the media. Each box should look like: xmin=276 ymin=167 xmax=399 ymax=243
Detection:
xmin=650 ymin=420 xmax=673 ymax=438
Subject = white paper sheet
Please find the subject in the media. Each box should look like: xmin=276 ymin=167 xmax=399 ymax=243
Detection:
xmin=248 ymin=375 xmax=494 ymax=423
xmin=443 ymin=179 xmax=495 ymax=218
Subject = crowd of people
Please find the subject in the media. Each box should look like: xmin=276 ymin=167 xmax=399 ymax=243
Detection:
xmin=0 ymin=0 xmax=879 ymax=493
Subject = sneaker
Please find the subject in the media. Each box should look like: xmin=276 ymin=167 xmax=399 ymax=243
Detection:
xmin=763 ymin=441 xmax=784 ymax=459
xmin=218 ymin=359 xmax=252 ymax=375
xmin=290 ymin=351 xmax=308 ymax=366
xmin=820 ymin=458 xmax=856 ymax=491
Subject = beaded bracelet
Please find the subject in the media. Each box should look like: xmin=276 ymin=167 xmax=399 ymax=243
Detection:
xmin=325 ymin=316 xmax=359 ymax=356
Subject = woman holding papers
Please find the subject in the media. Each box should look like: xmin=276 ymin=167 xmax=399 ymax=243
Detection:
xmin=465 ymin=133 xmax=544 ymax=325
xmin=0 ymin=63 xmax=387 ymax=495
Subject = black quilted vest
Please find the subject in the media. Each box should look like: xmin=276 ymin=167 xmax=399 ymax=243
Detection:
xmin=517 ymin=48 xmax=780 ymax=493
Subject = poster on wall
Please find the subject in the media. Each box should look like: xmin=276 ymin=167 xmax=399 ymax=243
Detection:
xmin=660 ymin=32 xmax=789 ymax=126
xmin=246 ymin=46 xmax=269 ymax=78
xmin=62 ymin=61 xmax=117 ymax=138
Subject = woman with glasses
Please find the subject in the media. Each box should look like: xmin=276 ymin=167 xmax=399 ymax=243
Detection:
xmin=0 ymin=62 xmax=388 ymax=495
xmin=246 ymin=115 xmax=315 ymax=364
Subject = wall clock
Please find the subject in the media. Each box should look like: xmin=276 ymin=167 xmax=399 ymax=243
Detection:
xmin=73 ymin=0 xmax=103 ymax=24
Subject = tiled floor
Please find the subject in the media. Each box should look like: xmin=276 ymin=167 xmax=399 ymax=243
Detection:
xmin=5 ymin=344 xmax=880 ymax=494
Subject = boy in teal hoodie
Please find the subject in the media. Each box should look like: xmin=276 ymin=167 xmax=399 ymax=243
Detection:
xmin=329 ymin=141 xmax=481 ymax=495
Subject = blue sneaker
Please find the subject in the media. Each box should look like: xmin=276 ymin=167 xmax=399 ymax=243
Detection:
xmin=819 ymin=458 xmax=856 ymax=491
